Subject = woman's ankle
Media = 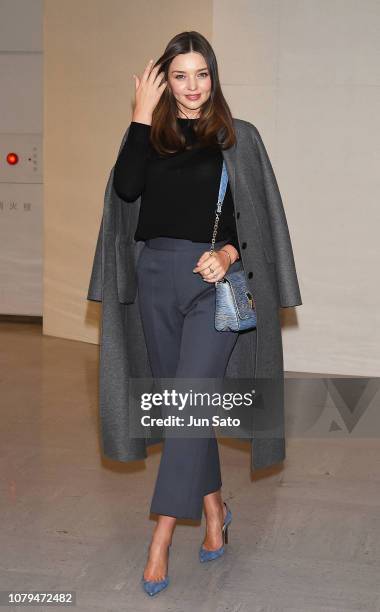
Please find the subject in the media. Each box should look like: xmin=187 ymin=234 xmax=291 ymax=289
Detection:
xmin=152 ymin=521 xmax=176 ymax=547
xmin=151 ymin=524 xmax=173 ymax=540
xmin=204 ymin=502 xmax=225 ymax=525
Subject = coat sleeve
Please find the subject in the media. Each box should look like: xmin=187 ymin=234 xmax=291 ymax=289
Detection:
xmin=251 ymin=125 xmax=302 ymax=308
xmin=86 ymin=126 xmax=131 ymax=303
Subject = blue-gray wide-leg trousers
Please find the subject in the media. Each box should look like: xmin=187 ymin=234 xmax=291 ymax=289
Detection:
xmin=136 ymin=236 xmax=242 ymax=520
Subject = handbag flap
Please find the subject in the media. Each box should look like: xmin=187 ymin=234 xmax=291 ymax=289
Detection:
xmin=223 ymin=270 xmax=255 ymax=320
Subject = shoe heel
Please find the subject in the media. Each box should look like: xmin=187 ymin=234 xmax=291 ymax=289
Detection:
xmin=224 ymin=523 xmax=229 ymax=545
xmin=199 ymin=501 xmax=232 ymax=563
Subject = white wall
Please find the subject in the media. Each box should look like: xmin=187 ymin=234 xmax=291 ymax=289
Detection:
xmin=213 ymin=0 xmax=380 ymax=375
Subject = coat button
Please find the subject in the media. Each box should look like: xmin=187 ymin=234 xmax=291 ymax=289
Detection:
xmin=248 ymin=272 xmax=253 ymax=279
xmin=242 ymin=242 xmax=247 ymax=249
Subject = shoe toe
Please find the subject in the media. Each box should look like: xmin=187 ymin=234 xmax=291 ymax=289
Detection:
xmin=141 ymin=576 xmax=169 ymax=596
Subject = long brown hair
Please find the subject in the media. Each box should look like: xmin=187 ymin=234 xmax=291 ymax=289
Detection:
xmin=150 ymin=31 xmax=236 ymax=156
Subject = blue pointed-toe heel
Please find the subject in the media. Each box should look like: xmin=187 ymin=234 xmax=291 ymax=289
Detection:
xmin=199 ymin=501 xmax=232 ymax=563
xmin=141 ymin=543 xmax=171 ymax=596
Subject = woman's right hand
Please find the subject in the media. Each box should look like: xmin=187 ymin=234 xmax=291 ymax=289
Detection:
xmin=132 ymin=59 xmax=167 ymax=125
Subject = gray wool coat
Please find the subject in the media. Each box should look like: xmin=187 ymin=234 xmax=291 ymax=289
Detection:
xmin=87 ymin=118 xmax=302 ymax=472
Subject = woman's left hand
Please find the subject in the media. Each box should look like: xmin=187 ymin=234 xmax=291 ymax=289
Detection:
xmin=192 ymin=248 xmax=233 ymax=283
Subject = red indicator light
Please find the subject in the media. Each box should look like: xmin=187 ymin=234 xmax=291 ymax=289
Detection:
xmin=7 ymin=152 xmax=19 ymax=165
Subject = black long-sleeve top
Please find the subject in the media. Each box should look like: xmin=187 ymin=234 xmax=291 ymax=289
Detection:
xmin=113 ymin=118 xmax=241 ymax=255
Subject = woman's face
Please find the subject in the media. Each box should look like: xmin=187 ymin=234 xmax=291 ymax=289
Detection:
xmin=167 ymin=52 xmax=212 ymax=118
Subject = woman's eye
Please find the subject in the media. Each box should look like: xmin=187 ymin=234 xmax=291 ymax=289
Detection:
xmin=175 ymin=72 xmax=209 ymax=79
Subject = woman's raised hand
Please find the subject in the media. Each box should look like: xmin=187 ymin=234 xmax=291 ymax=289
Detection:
xmin=132 ymin=59 xmax=167 ymax=125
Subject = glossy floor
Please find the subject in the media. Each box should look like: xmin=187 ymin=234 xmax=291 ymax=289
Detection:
xmin=1 ymin=320 xmax=379 ymax=611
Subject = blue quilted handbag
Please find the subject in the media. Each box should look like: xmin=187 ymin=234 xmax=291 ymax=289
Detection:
xmin=211 ymin=161 xmax=257 ymax=332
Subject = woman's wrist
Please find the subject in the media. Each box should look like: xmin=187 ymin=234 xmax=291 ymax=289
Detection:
xmin=218 ymin=244 xmax=239 ymax=265
xmin=132 ymin=107 xmax=153 ymax=125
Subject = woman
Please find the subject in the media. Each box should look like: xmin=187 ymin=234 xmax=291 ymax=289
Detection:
xmin=87 ymin=30 xmax=302 ymax=597
xmin=114 ymin=33 xmax=243 ymax=596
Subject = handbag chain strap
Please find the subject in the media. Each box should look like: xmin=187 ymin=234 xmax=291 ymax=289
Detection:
xmin=209 ymin=160 xmax=229 ymax=254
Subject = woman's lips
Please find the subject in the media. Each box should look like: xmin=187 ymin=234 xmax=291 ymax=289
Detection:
xmin=185 ymin=94 xmax=201 ymax=100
